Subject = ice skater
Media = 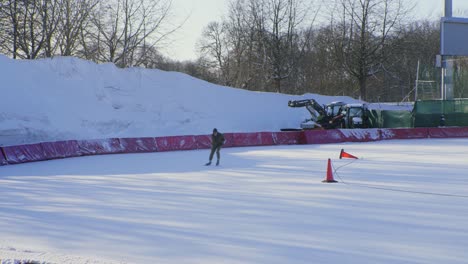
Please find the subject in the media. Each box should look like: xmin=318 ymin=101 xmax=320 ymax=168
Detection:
xmin=205 ymin=128 xmax=225 ymax=166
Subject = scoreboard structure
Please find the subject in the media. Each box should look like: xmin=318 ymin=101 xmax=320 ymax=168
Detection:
xmin=440 ymin=0 xmax=468 ymax=100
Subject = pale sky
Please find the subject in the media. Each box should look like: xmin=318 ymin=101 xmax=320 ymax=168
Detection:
xmin=163 ymin=0 xmax=229 ymax=61
xmin=164 ymin=0 xmax=468 ymax=61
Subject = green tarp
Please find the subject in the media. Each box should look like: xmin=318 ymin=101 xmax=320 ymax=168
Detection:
xmin=345 ymin=99 xmax=468 ymax=128
xmin=413 ymin=100 xmax=468 ymax=127
xmin=367 ymin=110 xmax=412 ymax=128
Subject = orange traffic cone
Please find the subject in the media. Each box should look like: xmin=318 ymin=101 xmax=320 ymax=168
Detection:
xmin=339 ymin=149 xmax=358 ymax=159
xmin=322 ymin=158 xmax=338 ymax=183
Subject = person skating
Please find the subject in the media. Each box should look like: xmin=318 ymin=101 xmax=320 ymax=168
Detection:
xmin=205 ymin=128 xmax=225 ymax=166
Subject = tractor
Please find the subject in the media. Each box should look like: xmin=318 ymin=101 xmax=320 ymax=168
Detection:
xmin=287 ymin=99 xmax=369 ymax=130
xmin=287 ymin=99 xmax=346 ymax=129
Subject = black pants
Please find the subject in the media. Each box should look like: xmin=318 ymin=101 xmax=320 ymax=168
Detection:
xmin=209 ymin=145 xmax=222 ymax=161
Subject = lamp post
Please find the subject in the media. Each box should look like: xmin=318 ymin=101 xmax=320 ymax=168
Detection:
xmin=442 ymin=0 xmax=454 ymax=100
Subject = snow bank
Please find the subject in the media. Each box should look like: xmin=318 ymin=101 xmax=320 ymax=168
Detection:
xmin=0 ymin=56 xmax=365 ymax=146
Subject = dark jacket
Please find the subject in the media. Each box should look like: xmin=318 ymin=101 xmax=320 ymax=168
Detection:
xmin=211 ymin=132 xmax=225 ymax=147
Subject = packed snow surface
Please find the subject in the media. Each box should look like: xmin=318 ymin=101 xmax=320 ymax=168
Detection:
xmin=1 ymin=139 xmax=468 ymax=264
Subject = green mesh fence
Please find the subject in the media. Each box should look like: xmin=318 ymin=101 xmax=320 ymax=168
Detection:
xmin=415 ymin=63 xmax=441 ymax=101
xmin=333 ymin=100 xmax=468 ymax=128
xmin=413 ymin=99 xmax=468 ymax=127
xmin=367 ymin=110 xmax=382 ymax=128
xmin=383 ymin=111 xmax=413 ymax=128
xmin=367 ymin=110 xmax=413 ymax=128
xmin=415 ymin=61 xmax=468 ymax=100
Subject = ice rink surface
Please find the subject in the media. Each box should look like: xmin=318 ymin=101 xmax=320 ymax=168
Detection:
xmin=1 ymin=138 xmax=468 ymax=264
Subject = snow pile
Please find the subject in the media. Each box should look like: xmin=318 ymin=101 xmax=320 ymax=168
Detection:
xmin=0 ymin=55 xmax=369 ymax=146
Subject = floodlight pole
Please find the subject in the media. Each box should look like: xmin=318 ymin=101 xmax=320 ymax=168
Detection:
xmin=445 ymin=0 xmax=452 ymax=17
xmin=415 ymin=60 xmax=419 ymax=101
xmin=441 ymin=0 xmax=454 ymax=100
xmin=443 ymin=59 xmax=454 ymax=100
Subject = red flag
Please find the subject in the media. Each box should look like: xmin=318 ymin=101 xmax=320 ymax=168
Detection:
xmin=339 ymin=149 xmax=358 ymax=159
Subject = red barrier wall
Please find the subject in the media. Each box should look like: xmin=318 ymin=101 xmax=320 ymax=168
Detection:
xmin=272 ymin=131 xmax=305 ymax=145
xmin=303 ymin=130 xmax=345 ymax=144
xmin=380 ymin=128 xmax=428 ymax=140
xmin=155 ymin=135 xmax=197 ymax=152
xmin=119 ymin=137 xmax=158 ymax=153
xmin=194 ymin=135 xmax=212 ymax=149
xmin=2 ymin=127 xmax=468 ymax=166
xmin=0 ymin=148 xmax=7 ymax=165
xmin=340 ymin=129 xmax=381 ymax=142
xmin=3 ymin=143 xmax=48 ymax=164
xmin=427 ymin=127 xmax=468 ymax=138
xmin=78 ymin=138 xmax=125 ymax=155
xmin=226 ymin=132 xmax=275 ymax=148
xmin=41 ymin=140 xmax=81 ymax=159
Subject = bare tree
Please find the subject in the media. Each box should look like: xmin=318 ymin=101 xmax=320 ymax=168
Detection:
xmin=198 ymin=0 xmax=317 ymax=93
xmin=295 ymin=25 xmax=352 ymax=96
xmin=199 ymin=21 xmax=232 ymax=85
xmin=57 ymin=0 xmax=99 ymax=56
xmin=42 ymin=0 xmax=63 ymax=57
xmin=381 ymin=19 xmax=440 ymax=101
xmin=0 ymin=0 xmax=20 ymax=58
xmin=264 ymin=0 xmax=308 ymax=93
xmin=0 ymin=0 xmax=45 ymax=59
xmin=0 ymin=0 xmax=61 ymax=59
xmin=88 ymin=0 xmax=175 ymax=68
xmin=330 ymin=0 xmax=413 ymax=100
xmin=0 ymin=0 xmax=98 ymax=59
xmin=17 ymin=0 xmax=46 ymax=59
xmin=223 ymin=0 xmax=248 ymax=87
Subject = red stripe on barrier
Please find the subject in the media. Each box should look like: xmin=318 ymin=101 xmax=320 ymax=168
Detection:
xmin=225 ymin=132 xmax=272 ymax=147
xmin=427 ymin=127 xmax=468 ymax=138
xmin=259 ymin=132 xmax=275 ymax=146
xmin=340 ymin=129 xmax=381 ymax=142
xmin=0 ymin=148 xmax=8 ymax=165
xmin=380 ymin=128 xmax=428 ymax=140
xmin=41 ymin=140 xmax=81 ymax=159
xmin=119 ymin=137 xmax=158 ymax=153
xmin=155 ymin=135 xmax=196 ymax=152
xmin=272 ymin=131 xmax=305 ymax=145
xmin=3 ymin=143 xmax=47 ymax=164
xmin=194 ymin=135 xmax=212 ymax=149
xmin=78 ymin=138 xmax=124 ymax=155
xmin=303 ymin=130 xmax=346 ymax=144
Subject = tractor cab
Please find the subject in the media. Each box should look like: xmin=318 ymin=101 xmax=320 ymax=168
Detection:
xmin=341 ymin=103 xmax=369 ymax=128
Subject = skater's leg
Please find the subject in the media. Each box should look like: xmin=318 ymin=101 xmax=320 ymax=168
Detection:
xmin=206 ymin=147 xmax=216 ymax=165
xmin=216 ymin=147 xmax=221 ymax=160
xmin=216 ymin=146 xmax=221 ymax=165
